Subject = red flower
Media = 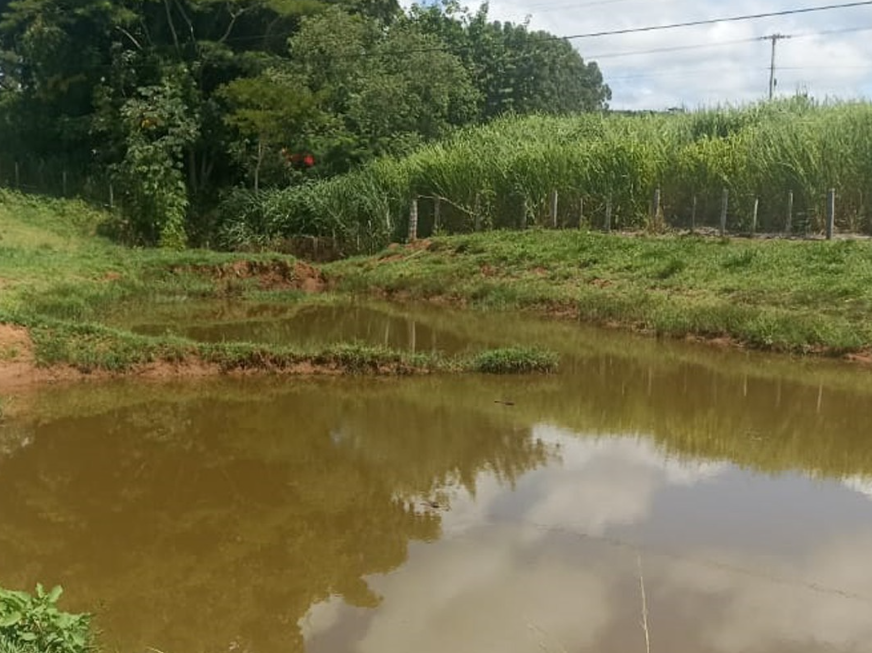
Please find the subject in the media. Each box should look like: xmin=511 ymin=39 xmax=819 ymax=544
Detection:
xmin=303 ymin=154 xmax=315 ymax=167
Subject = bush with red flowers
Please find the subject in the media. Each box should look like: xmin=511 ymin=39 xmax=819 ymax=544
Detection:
xmin=281 ymin=148 xmax=316 ymax=170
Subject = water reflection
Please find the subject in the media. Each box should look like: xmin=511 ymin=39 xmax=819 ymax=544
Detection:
xmin=3 ymin=309 xmax=872 ymax=652
xmin=121 ymin=302 xmax=485 ymax=356
xmin=0 ymin=381 xmax=548 ymax=653
xmin=303 ymin=426 xmax=872 ymax=653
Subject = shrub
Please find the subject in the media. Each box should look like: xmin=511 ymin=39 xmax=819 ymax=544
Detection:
xmin=0 ymin=585 xmax=92 ymax=653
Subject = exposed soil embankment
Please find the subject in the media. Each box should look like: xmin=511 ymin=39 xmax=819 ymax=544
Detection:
xmin=172 ymin=259 xmax=326 ymax=293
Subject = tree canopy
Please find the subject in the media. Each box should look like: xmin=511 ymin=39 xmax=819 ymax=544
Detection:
xmin=0 ymin=0 xmax=611 ymax=245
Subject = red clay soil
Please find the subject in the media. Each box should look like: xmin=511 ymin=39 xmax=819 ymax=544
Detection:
xmin=0 ymin=324 xmax=80 ymax=389
xmin=174 ymin=259 xmax=326 ymax=293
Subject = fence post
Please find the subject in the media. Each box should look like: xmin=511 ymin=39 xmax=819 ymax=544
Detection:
xmin=433 ymin=197 xmax=441 ymax=234
xmin=826 ymin=188 xmax=835 ymax=240
xmin=550 ymin=189 xmax=559 ymax=228
xmin=408 ymin=196 xmax=418 ymax=242
xmin=14 ymin=162 xmax=19 ymax=188
xmin=62 ymin=169 xmax=68 ymax=197
xmin=109 ymin=182 xmax=115 ymax=209
xmin=578 ymin=197 xmax=585 ymax=229
xmin=605 ymin=196 xmax=613 ymax=233
xmin=786 ymin=191 xmax=794 ymax=235
xmin=752 ymin=198 xmax=759 ymax=235
xmin=474 ymin=192 xmax=482 ymax=232
xmin=651 ymin=188 xmax=661 ymax=222
xmin=520 ymin=197 xmax=528 ymax=230
xmin=691 ymin=195 xmax=697 ymax=233
xmin=720 ymin=188 xmax=729 ymax=237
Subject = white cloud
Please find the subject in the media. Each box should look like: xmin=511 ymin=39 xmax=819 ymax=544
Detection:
xmin=473 ymin=0 xmax=872 ymax=109
xmin=300 ymin=426 xmax=731 ymax=652
xmin=662 ymin=534 xmax=872 ymax=651
xmin=842 ymin=474 xmax=872 ymax=500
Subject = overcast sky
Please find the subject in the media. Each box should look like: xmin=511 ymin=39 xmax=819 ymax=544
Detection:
xmin=470 ymin=0 xmax=872 ymax=110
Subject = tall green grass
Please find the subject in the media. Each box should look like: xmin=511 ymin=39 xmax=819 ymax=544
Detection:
xmin=218 ymin=97 xmax=872 ymax=252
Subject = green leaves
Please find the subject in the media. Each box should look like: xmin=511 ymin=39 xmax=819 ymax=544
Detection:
xmin=0 ymin=613 xmax=22 ymax=628
xmin=115 ymin=70 xmax=200 ymax=248
xmin=0 ymin=584 xmax=92 ymax=653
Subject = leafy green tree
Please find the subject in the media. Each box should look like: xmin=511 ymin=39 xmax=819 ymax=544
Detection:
xmin=115 ymin=72 xmax=200 ymax=247
xmin=289 ymin=6 xmax=478 ymax=163
xmin=409 ymin=1 xmax=611 ymax=119
xmin=218 ymin=69 xmax=322 ymax=190
xmin=0 ymin=0 xmax=612 ymax=245
xmin=348 ymin=18 xmax=479 ymax=154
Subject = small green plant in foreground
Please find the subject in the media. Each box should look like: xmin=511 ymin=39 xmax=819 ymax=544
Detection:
xmin=0 ymin=585 xmax=92 ymax=653
xmin=468 ymin=347 xmax=559 ymax=374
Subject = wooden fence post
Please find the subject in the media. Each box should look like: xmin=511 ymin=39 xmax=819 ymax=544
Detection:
xmin=109 ymin=182 xmax=115 ymax=209
xmin=605 ymin=196 xmax=613 ymax=233
xmin=786 ymin=191 xmax=794 ymax=235
xmin=752 ymin=198 xmax=759 ymax=235
xmin=651 ymin=188 xmax=661 ymax=222
xmin=433 ymin=197 xmax=441 ymax=234
xmin=520 ymin=197 xmax=528 ymax=230
xmin=826 ymin=189 xmax=835 ymax=240
xmin=474 ymin=192 xmax=482 ymax=232
xmin=691 ymin=195 xmax=697 ymax=233
xmin=14 ymin=162 xmax=19 ymax=188
xmin=578 ymin=197 xmax=585 ymax=229
xmin=62 ymin=169 xmax=68 ymax=197
xmin=550 ymin=189 xmax=559 ymax=228
xmin=720 ymin=188 xmax=729 ymax=237
xmin=408 ymin=196 xmax=418 ymax=242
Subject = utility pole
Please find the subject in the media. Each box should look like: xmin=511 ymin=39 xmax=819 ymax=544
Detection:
xmin=763 ymin=33 xmax=791 ymax=100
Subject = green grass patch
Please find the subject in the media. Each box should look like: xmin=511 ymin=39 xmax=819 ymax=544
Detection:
xmin=467 ymin=347 xmax=558 ymax=374
xmin=7 ymin=311 xmax=558 ymax=376
xmin=327 ymin=230 xmax=872 ymax=354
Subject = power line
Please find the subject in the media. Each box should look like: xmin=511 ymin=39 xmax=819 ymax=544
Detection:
xmin=524 ymin=0 xmax=672 ymax=12
xmin=605 ymin=63 xmax=872 ymax=82
xmin=225 ymin=1 xmax=872 ymax=52
xmin=559 ymin=1 xmax=872 ymax=40
xmin=588 ymin=24 xmax=872 ymax=60
xmin=588 ymin=36 xmax=762 ymax=60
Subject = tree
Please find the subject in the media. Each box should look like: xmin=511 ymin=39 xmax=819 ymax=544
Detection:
xmin=218 ymin=69 xmax=322 ymax=190
xmin=115 ymin=72 xmax=200 ymax=247
xmin=348 ymin=18 xmax=479 ymax=154
xmin=409 ymin=1 xmax=611 ymax=119
xmin=0 ymin=0 xmax=613 ymax=245
xmin=289 ymin=6 xmax=478 ymax=162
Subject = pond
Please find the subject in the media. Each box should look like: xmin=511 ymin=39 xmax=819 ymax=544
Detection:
xmin=2 ymin=302 xmax=872 ymax=653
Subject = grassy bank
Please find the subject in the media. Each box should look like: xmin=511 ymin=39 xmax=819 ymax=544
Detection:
xmin=327 ymin=230 xmax=872 ymax=355
xmin=0 ymin=191 xmax=556 ymax=379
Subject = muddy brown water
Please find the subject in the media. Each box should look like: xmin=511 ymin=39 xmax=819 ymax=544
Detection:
xmin=3 ymin=302 xmax=872 ymax=653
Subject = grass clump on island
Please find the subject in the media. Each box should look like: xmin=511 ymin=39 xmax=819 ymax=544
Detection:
xmin=13 ymin=316 xmax=557 ymax=376
xmin=468 ymin=347 xmax=559 ymax=374
xmin=327 ymin=230 xmax=872 ymax=356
